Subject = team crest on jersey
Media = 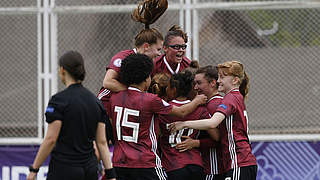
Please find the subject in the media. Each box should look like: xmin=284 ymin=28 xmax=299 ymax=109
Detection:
xmin=45 ymin=106 xmax=54 ymax=113
xmin=218 ymin=104 xmax=227 ymax=110
xmin=113 ymin=58 xmax=122 ymax=67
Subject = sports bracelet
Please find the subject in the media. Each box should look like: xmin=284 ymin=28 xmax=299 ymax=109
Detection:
xmin=29 ymin=166 xmax=39 ymax=173
xmin=104 ymin=168 xmax=116 ymax=179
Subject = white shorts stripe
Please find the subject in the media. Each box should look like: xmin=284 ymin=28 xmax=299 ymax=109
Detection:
xmin=227 ymin=115 xmax=239 ymax=180
xmin=154 ymin=167 xmax=167 ymax=180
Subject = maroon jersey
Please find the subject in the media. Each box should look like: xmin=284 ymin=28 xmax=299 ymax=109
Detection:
xmin=199 ymin=95 xmax=223 ymax=175
xmin=159 ymin=100 xmax=210 ymax=172
xmin=103 ymin=87 xmax=173 ymax=168
xmin=152 ymin=54 xmax=191 ymax=76
xmin=215 ymin=89 xmax=257 ymax=173
xmin=107 ymin=49 xmax=136 ymax=73
xmin=98 ymin=49 xmax=136 ymax=103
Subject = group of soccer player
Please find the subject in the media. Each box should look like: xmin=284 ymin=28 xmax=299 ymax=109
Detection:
xmin=97 ymin=0 xmax=257 ymax=180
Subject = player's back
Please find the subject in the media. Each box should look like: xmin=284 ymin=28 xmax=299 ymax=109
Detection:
xmin=159 ymin=100 xmax=210 ymax=172
xmin=106 ymin=87 xmax=172 ymax=169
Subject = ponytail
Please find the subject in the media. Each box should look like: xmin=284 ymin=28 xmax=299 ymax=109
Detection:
xmin=131 ymin=0 xmax=168 ymax=29
xmin=149 ymin=73 xmax=170 ymax=99
xmin=131 ymin=0 xmax=167 ymax=47
xmin=239 ymin=71 xmax=249 ymax=99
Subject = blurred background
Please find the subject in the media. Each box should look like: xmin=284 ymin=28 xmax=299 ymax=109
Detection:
xmin=0 ymin=0 xmax=319 ymax=179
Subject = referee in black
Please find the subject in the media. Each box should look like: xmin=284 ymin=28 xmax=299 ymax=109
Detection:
xmin=27 ymin=51 xmax=116 ymax=180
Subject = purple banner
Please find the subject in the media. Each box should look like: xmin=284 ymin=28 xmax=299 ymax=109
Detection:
xmin=0 ymin=142 xmax=319 ymax=180
xmin=252 ymin=142 xmax=320 ymax=180
xmin=0 ymin=145 xmax=49 ymax=180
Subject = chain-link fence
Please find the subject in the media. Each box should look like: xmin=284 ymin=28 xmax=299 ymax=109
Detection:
xmin=1 ymin=0 xmax=320 ymax=143
xmin=197 ymin=8 xmax=320 ymax=135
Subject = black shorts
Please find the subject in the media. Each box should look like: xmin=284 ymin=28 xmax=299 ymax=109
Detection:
xmin=167 ymin=164 xmax=205 ymax=180
xmin=46 ymin=159 xmax=98 ymax=180
xmin=205 ymin=174 xmax=224 ymax=180
xmin=115 ymin=167 xmax=167 ymax=180
xmin=222 ymin=165 xmax=257 ymax=180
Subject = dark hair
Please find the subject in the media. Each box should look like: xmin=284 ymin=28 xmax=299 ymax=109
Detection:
xmin=169 ymin=70 xmax=194 ymax=98
xmin=58 ymin=51 xmax=86 ymax=81
xmin=119 ymin=53 xmax=154 ymax=86
xmin=196 ymin=65 xmax=218 ymax=88
xmin=182 ymin=60 xmax=200 ymax=75
xmin=164 ymin=25 xmax=188 ymax=46
xmin=149 ymin=73 xmax=170 ymax=99
xmin=131 ymin=0 xmax=167 ymax=47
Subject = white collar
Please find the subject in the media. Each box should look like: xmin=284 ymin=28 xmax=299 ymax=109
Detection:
xmin=133 ymin=48 xmax=137 ymax=54
xmin=128 ymin=87 xmax=141 ymax=92
xmin=172 ymin=99 xmax=191 ymax=104
xmin=164 ymin=56 xmax=180 ymax=75
xmin=231 ymin=88 xmax=239 ymax=92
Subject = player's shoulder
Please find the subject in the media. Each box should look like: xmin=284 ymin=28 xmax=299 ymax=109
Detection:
xmin=111 ymin=49 xmax=134 ymax=61
xmin=143 ymin=91 xmax=162 ymax=101
xmin=113 ymin=49 xmax=134 ymax=58
xmin=109 ymin=49 xmax=134 ymax=68
xmin=97 ymin=88 xmax=112 ymax=100
xmin=153 ymin=54 xmax=165 ymax=64
xmin=209 ymin=94 xmax=223 ymax=103
xmin=226 ymin=90 xmax=243 ymax=101
xmin=182 ymin=56 xmax=192 ymax=64
xmin=196 ymin=104 xmax=210 ymax=114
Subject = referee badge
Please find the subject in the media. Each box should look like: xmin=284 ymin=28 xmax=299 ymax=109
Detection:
xmin=45 ymin=106 xmax=54 ymax=113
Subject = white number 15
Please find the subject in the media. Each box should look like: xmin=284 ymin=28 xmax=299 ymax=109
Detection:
xmin=114 ymin=106 xmax=140 ymax=143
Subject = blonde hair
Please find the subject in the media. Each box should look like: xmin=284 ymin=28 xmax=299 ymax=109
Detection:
xmin=217 ymin=61 xmax=249 ymax=98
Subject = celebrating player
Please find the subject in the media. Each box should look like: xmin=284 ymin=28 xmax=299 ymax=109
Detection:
xmin=152 ymin=25 xmax=191 ymax=77
xmin=103 ymin=53 xmax=206 ymax=180
xmin=176 ymin=65 xmax=223 ymax=180
xmin=169 ymin=61 xmax=257 ymax=180
xmin=99 ymin=0 xmax=168 ymax=94
xmin=159 ymin=70 xmax=214 ymax=180
xmin=97 ymin=0 xmax=168 ymax=159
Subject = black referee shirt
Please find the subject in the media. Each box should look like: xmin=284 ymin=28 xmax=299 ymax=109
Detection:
xmin=45 ymin=83 xmax=107 ymax=166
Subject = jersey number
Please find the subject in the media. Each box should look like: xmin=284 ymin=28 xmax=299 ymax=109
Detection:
xmin=244 ymin=110 xmax=249 ymax=133
xmin=166 ymin=124 xmax=193 ymax=147
xmin=114 ymin=106 xmax=140 ymax=143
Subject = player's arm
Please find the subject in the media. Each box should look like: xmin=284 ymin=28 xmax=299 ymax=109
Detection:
xmin=95 ymin=122 xmax=116 ymax=180
xmin=207 ymin=128 xmax=220 ymax=141
xmin=199 ymin=138 xmax=217 ymax=149
xmin=169 ymin=94 xmax=207 ymax=118
xmin=27 ymin=120 xmax=62 ymax=180
xmin=103 ymin=69 xmax=127 ymax=92
xmin=175 ymin=136 xmax=200 ymax=152
xmin=169 ymin=112 xmax=225 ymax=132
